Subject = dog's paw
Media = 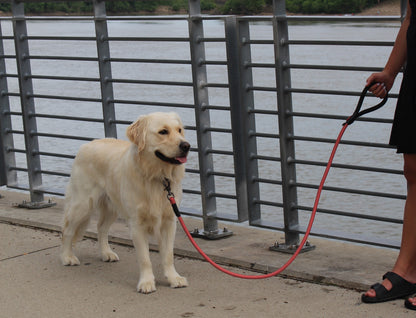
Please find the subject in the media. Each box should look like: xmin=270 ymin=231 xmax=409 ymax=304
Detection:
xmin=137 ymin=280 xmax=156 ymax=294
xmin=169 ymin=275 xmax=188 ymax=289
xmin=60 ymin=253 xmax=80 ymax=266
xmin=101 ymin=250 xmax=119 ymax=263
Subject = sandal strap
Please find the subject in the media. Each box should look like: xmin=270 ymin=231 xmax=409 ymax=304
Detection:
xmin=383 ymin=271 xmax=414 ymax=290
xmin=371 ymin=283 xmax=387 ymax=296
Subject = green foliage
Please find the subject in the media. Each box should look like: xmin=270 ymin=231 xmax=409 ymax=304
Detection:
xmin=0 ymin=0 xmax=215 ymax=14
xmin=222 ymin=0 xmax=265 ymax=14
xmin=106 ymin=1 xmax=133 ymax=13
xmin=171 ymin=0 xmax=216 ymax=12
xmin=286 ymin=0 xmax=379 ymax=14
xmin=0 ymin=3 xmax=11 ymax=13
xmin=11 ymin=1 xmax=93 ymax=14
xmin=171 ymin=0 xmax=187 ymax=11
xmin=201 ymin=0 xmax=217 ymax=11
xmin=0 ymin=0 xmax=381 ymax=15
xmin=0 ymin=1 xmax=172 ymax=14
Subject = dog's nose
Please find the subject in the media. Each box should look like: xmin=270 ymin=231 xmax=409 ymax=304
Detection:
xmin=180 ymin=141 xmax=190 ymax=153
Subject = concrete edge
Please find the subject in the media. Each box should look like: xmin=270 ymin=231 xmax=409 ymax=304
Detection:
xmin=0 ymin=214 xmax=368 ymax=292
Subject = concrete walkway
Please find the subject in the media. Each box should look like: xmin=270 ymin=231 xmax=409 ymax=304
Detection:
xmin=0 ymin=190 xmax=413 ymax=317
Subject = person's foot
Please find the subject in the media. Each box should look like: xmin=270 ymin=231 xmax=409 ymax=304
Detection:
xmin=405 ymin=297 xmax=416 ymax=310
xmin=361 ymin=272 xmax=416 ymax=303
xmin=364 ymin=278 xmax=393 ymax=298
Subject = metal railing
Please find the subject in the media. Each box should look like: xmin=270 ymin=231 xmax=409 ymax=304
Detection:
xmin=0 ymin=0 xmax=407 ymax=250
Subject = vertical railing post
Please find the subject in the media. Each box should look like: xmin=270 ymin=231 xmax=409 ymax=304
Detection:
xmin=224 ymin=16 xmax=261 ymax=224
xmin=400 ymin=0 xmax=407 ymax=19
xmin=188 ymin=0 xmax=230 ymax=239
xmin=94 ymin=0 xmax=117 ymax=138
xmin=224 ymin=16 xmax=248 ymax=222
xmin=12 ymin=1 xmax=44 ymax=203
xmin=272 ymin=0 xmax=301 ymax=248
xmin=0 ymin=22 xmax=17 ymax=187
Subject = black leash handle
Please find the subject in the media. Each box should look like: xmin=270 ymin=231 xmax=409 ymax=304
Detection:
xmin=343 ymin=83 xmax=388 ymax=126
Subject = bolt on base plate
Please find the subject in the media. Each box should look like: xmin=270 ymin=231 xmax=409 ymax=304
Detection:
xmin=269 ymin=241 xmax=316 ymax=254
xmin=190 ymin=227 xmax=233 ymax=240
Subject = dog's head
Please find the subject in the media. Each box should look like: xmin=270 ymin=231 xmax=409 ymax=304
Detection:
xmin=126 ymin=112 xmax=190 ymax=165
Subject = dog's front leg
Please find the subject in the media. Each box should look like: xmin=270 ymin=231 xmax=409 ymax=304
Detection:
xmin=129 ymin=223 xmax=156 ymax=294
xmin=159 ymin=219 xmax=188 ymax=289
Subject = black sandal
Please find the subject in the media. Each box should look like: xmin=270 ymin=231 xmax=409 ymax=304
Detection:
xmin=405 ymin=297 xmax=416 ymax=310
xmin=361 ymin=272 xmax=416 ymax=304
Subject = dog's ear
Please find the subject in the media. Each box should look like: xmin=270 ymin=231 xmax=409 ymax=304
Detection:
xmin=126 ymin=115 xmax=147 ymax=151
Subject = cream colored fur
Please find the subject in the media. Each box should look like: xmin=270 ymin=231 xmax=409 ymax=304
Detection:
xmin=60 ymin=112 xmax=189 ymax=294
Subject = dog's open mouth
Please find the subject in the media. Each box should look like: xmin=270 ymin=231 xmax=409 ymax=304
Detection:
xmin=155 ymin=151 xmax=187 ymax=165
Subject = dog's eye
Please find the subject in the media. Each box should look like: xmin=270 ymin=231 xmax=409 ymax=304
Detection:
xmin=178 ymin=128 xmax=182 ymax=133
xmin=159 ymin=129 xmax=169 ymax=135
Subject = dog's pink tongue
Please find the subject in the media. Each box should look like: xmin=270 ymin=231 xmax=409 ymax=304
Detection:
xmin=176 ymin=156 xmax=187 ymax=164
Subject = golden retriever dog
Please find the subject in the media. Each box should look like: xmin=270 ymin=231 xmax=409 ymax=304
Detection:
xmin=60 ymin=112 xmax=190 ymax=294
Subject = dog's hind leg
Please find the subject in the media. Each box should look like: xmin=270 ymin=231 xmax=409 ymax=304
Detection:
xmin=60 ymin=200 xmax=92 ymax=266
xmin=61 ymin=189 xmax=97 ymax=266
xmin=97 ymin=197 xmax=119 ymax=262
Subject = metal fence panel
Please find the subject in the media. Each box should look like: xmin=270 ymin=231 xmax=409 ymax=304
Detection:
xmin=0 ymin=0 xmax=407 ymax=249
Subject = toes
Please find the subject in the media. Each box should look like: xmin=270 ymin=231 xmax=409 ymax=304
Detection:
xmin=137 ymin=280 xmax=156 ymax=294
xmin=365 ymin=289 xmax=376 ymax=298
xmin=102 ymin=251 xmax=119 ymax=262
xmin=61 ymin=254 xmax=80 ymax=266
xmin=169 ymin=276 xmax=188 ymax=289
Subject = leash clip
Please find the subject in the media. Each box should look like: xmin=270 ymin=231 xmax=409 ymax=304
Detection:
xmin=343 ymin=82 xmax=388 ymax=126
xmin=163 ymin=178 xmax=181 ymax=217
xmin=163 ymin=178 xmax=174 ymax=198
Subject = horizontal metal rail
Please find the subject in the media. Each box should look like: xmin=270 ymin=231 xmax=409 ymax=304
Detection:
xmin=109 ymin=57 xmax=191 ymax=64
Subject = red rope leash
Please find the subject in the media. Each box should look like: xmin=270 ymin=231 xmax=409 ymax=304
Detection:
xmin=167 ymin=84 xmax=387 ymax=279
xmin=166 ymin=123 xmax=348 ymax=279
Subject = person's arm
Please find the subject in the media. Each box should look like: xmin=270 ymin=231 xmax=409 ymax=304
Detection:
xmin=367 ymin=0 xmax=411 ymax=97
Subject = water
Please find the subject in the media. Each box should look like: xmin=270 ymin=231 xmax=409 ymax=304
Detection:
xmin=0 ymin=17 xmax=405 ymax=244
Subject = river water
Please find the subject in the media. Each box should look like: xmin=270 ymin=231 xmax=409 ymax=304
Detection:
xmin=0 ymin=17 xmax=405 ymax=245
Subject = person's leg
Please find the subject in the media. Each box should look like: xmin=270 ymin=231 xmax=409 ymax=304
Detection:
xmin=364 ymin=153 xmax=416 ymax=299
xmin=393 ymin=154 xmax=416 ymax=280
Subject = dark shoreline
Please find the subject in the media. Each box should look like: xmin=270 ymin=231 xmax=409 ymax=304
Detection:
xmin=0 ymin=0 xmax=402 ymax=17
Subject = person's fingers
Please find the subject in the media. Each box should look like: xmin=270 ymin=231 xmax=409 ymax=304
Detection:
xmin=368 ymin=82 xmax=387 ymax=98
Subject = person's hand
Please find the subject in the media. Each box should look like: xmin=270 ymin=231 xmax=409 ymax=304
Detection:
xmin=366 ymin=72 xmax=395 ymax=98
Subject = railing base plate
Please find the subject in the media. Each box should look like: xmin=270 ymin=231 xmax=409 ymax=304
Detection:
xmin=190 ymin=227 xmax=233 ymax=240
xmin=269 ymin=241 xmax=316 ymax=254
xmin=15 ymin=200 xmax=57 ymax=209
